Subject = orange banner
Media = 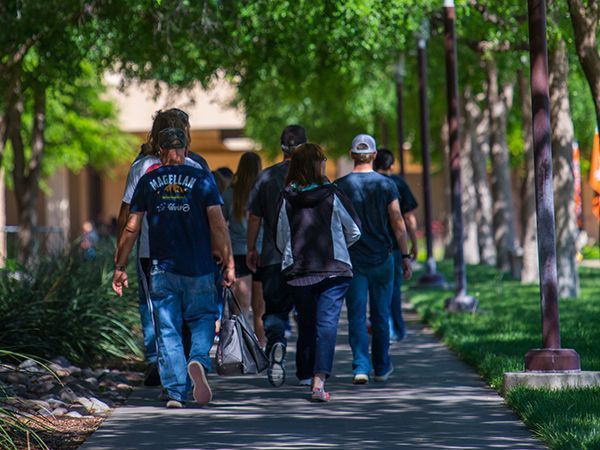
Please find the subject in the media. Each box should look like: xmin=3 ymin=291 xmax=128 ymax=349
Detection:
xmin=591 ymin=128 xmax=600 ymax=194
xmin=591 ymin=128 xmax=600 ymax=221
xmin=573 ymin=143 xmax=583 ymax=228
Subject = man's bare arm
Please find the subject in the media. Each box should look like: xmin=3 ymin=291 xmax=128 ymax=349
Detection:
xmin=207 ymin=205 xmax=235 ymax=286
xmin=246 ymin=213 xmax=262 ymax=273
xmin=388 ymin=200 xmax=413 ymax=280
xmin=116 ymin=202 xmax=130 ymax=242
xmin=404 ymin=211 xmax=418 ymax=260
xmin=112 ymin=212 xmax=143 ymax=296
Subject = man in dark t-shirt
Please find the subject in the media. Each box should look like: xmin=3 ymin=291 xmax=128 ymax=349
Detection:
xmin=246 ymin=125 xmax=307 ymax=387
xmin=374 ymin=148 xmax=419 ymax=342
xmin=336 ymin=134 xmax=413 ymax=385
xmin=113 ymin=128 xmax=234 ymax=408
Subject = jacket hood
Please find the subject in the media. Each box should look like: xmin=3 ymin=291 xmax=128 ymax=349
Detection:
xmin=283 ymin=183 xmax=335 ymax=208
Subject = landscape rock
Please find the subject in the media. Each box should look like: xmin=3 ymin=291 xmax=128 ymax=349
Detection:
xmin=52 ymin=407 xmax=68 ymax=417
xmin=51 ymin=356 xmax=72 ymax=368
xmin=18 ymin=359 xmax=40 ymax=371
xmin=84 ymin=377 xmax=99 ymax=389
xmin=69 ymin=404 xmax=90 ymax=416
xmin=59 ymin=387 xmax=78 ymax=404
xmin=65 ymin=411 xmax=83 ymax=418
xmin=6 ymin=372 xmax=30 ymax=386
xmin=89 ymin=397 xmax=110 ymax=414
xmin=29 ymin=380 xmax=56 ymax=395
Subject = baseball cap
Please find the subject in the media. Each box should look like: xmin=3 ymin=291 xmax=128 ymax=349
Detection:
xmin=351 ymin=134 xmax=377 ymax=154
xmin=281 ymin=125 xmax=307 ymax=153
xmin=158 ymin=127 xmax=187 ymax=150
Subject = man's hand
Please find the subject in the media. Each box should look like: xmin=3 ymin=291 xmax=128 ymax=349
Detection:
xmin=246 ymin=248 xmax=259 ymax=273
xmin=410 ymin=244 xmax=418 ymax=262
xmin=222 ymin=267 xmax=236 ymax=287
xmin=112 ymin=269 xmax=129 ymax=297
xmin=402 ymin=257 xmax=413 ymax=280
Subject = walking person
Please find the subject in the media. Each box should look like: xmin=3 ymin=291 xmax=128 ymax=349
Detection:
xmin=275 ymin=143 xmax=361 ymax=402
xmin=336 ymin=134 xmax=413 ymax=385
xmin=222 ymin=151 xmax=266 ymax=346
xmin=374 ymin=148 xmax=419 ymax=342
xmin=116 ymin=109 xmax=206 ymax=387
xmin=246 ymin=125 xmax=307 ymax=387
xmin=112 ymin=127 xmax=235 ymax=408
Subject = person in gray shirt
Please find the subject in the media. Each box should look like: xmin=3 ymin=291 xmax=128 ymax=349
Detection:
xmin=246 ymin=125 xmax=307 ymax=387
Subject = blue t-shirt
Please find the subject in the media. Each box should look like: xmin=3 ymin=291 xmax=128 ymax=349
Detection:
xmin=130 ymin=165 xmax=223 ymax=277
xmin=335 ymin=171 xmax=400 ymax=267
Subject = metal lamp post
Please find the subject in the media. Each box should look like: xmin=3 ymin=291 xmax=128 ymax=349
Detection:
xmin=416 ymin=22 xmax=446 ymax=289
xmin=524 ymin=0 xmax=579 ymax=371
xmin=442 ymin=0 xmax=478 ymax=311
xmin=395 ymin=54 xmax=406 ymax=177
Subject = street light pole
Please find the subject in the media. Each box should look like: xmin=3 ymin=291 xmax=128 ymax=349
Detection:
xmin=443 ymin=0 xmax=477 ymax=312
xmin=524 ymin=0 xmax=579 ymax=371
xmin=417 ymin=24 xmax=446 ymax=289
xmin=395 ymin=55 xmax=406 ymax=177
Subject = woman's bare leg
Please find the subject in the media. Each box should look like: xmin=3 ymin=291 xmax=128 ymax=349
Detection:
xmin=233 ymin=274 xmax=252 ymax=320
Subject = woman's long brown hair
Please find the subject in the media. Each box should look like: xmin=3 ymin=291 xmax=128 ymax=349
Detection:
xmin=232 ymin=152 xmax=262 ymax=221
xmin=286 ymin=143 xmax=327 ymax=187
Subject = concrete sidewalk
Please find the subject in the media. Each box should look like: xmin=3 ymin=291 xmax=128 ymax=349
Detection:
xmin=81 ymin=310 xmax=544 ymax=450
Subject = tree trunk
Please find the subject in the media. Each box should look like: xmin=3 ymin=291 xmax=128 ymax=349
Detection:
xmin=518 ymin=69 xmax=539 ymax=284
xmin=461 ymin=88 xmax=480 ymax=264
xmin=10 ymin=85 xmax=46 ymax=265
xmin=465 ymin=87 xmax=496 ymax=265
xmin=566 ymin=0 xmax=600 ymax=128
xmin=486 ymin=58 xmax=517 ymax=273
xmin=549 ymin=40 xmax=579 ymax=299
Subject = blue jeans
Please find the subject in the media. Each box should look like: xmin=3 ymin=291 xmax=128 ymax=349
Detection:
xmin=137 ymin=258 xmax=157 ymax=364
xmin=346 ymin=257 xmax=394 ymax=376
xmin=290 ymin=278 xmax=350 ymax=380
xmin=149 ymin=267 xmax=219 ymax=402
xmin=389 ymin=250 xmax=407 ymax=340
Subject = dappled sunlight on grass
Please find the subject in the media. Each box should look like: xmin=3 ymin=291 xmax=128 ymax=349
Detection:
xmin=409 ymin=262 xmax=600 ymax=449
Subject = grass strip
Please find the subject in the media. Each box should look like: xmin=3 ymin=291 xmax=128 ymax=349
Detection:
xmin=408 ymin=263 xmax=600 ymax=450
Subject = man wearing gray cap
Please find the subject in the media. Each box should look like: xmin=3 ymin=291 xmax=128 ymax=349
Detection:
xmin=335 ymin=134 xmax=413 ymax=385
xmin=113 ymin=127 xmax=235 ymax=408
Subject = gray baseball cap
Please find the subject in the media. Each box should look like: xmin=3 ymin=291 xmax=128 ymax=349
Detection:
xmin=351 ymin=134 xmax=377 ymax=154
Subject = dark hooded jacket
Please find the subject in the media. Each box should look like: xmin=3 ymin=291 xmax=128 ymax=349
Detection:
xmin=275 ymin=183 xmax=361 ymax=282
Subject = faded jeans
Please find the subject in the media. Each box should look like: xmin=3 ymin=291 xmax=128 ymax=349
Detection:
xmin=149 ymin=266 xmax=219 ymax=402
xmin=346 ymin=256 xmax=394 ymax=376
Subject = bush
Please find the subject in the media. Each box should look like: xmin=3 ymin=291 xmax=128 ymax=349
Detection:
xmin=0 ymin=241 xmax=143 ymax=365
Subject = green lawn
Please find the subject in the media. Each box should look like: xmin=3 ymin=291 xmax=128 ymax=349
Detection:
xmin=408 ymin=262 xmax=600 ymax=450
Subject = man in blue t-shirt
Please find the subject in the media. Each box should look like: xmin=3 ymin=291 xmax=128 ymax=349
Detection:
xmin=112 ymin=128 xmax=234 ymax=408
xmin=336 ymin=134 xmax=413 ymax=385
xmin=374 ymin=148 xmax=419 ymax=343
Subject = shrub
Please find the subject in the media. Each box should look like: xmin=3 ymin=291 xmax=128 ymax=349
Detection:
xmin=0 ymin=241 xmax=142 ymax=365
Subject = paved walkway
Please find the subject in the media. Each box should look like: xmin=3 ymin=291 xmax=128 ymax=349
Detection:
xmin=81 ymin=308 xmax=544 ymax=450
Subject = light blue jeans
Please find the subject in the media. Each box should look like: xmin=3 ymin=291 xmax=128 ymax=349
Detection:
xmin=149 ymin=266 xmax=219 ymax=402
xmin=389 ymin=250 xmax=407 ymax=341
xmin=137 ymin=258 xmax=157 ymax=364
xmin=346 ymin=256 xmax=394 ymax=376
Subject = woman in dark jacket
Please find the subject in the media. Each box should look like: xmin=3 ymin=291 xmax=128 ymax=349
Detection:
xmin=275 ymin=143 xmax=361 ymax=402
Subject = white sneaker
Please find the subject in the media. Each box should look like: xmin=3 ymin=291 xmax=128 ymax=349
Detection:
xmin=374 ymin=365 xmax=394 ymax=382
xmin=267 ymin=342 xmax=286 ymax=387
xmin=166 ymin=399 xmax=184 ymax=409
xmin=298 ymin=378 xmax=312 ymax=387
xmin=352 ymin=373 xmax=369 ymax=385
